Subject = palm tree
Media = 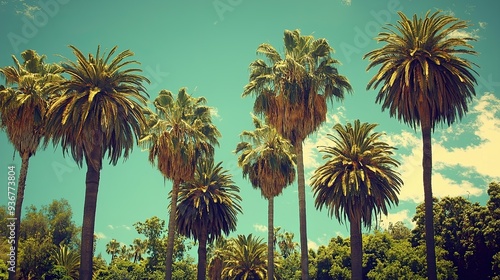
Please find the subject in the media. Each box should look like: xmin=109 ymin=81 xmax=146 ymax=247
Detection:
xmin=235 ymin=115 xmax=296 ymax=279
xmin=131 ymin=238 xmax=148 ymax=263
xmin=243 ymin=29 xmax=352 ymax=278
xmin=310 ymin=120 xmax=403 ymax=280
xmin=44 ymin=45 xmax=149 ymax=280
xmin=176 ymin=159 xmax=242 ymax=280
xmin=221 ymin=234 xmax=268 ymax=280
xmin=52 ymin=244 xmax=80 ymax=279
xmin=139 ymin=88 xmax=221 ymax=280
xmin=0 ymin=49 xmax=62 ymax=280
xmin=364 ymin=11 xmax=478 ymax=280
xmin=105 ymin=239 xmax=121 ymax=261
xmin=207 ymin=236 xmax=229 ymax=280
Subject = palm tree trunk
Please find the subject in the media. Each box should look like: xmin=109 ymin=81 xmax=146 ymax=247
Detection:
xmin=197 ymin=226 xmax=208 ymax=280
xmin=421 ymin=119 xmax=437 ymax=280
xmin=8 ymin=152 xmax=30 ymax=280
xmin=79 ymin=157 xmax=101 ymax=280
xmin=165 ymin=178 xmax=181 ymax=280
xmin=267 ymin=196 xmax=274 ymax=280
xmin=296 ymin=143 xmax=309 ymax=280
xmin=350 ymin=216 xmax=362 ymax=280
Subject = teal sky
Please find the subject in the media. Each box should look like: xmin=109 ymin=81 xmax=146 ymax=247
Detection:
xmin=1 ymin=0 xmax=499 ymax=262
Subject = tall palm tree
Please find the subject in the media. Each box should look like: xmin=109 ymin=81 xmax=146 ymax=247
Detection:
xmin=364 ymin=11 xmax=478 ymax=280
xmin=221 ymin=234 xmax=268 ymax=280
xmin=0 ymin=49 xmax=62 ymax=280
xmin=139 ymin=88 xmax=221 ymax=280
xmin=44 ymin=45 xmax=149 ymax=280
xmin=235 ymin=115 xmax=296 ymax=280
xmin=243 ymin=29 xmax=352 ymax=278
xmin=176 ymin=159 xmax=242 ymax=280
xmin=310 ymin=120 xmax=402 ymax=280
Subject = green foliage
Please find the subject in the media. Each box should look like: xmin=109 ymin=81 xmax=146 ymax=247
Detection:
xmin=411 ymin=183 xmax=500 ymax=279
xmin=18 ymin=236 xmax=56 ymax=279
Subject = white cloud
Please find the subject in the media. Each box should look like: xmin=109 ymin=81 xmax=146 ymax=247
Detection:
xmin=379 ymin=209 xmax=415 ymax=230
xmin=387 ymin=93 xmax=500 ymax=203
xmin=95 ymin=232 xmax=107 ymax=240
xmin=479 ymin=22 xmax=487 ymax=29
xmin=253 ymin=224 xmax=267 ymax=232
xmin=448 ymin=29 xmax=479 ymax=39
xmin=341 ymin=0 xmax=352 ymax=6
xmin=308 ymin=240 xmax=319 ymax=251
xmin=304 ymin=94 xmax=499 ymax=204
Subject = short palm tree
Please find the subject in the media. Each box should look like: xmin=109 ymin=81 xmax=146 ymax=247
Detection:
xmin=44 ymin=45 xmax=149 ymax=280
xmin=364 ymin=11 xmax=478 ymax=280
xmin=0 ymin=49 xmax=62 ymax=280
xmin=52 ymin=244 xmax=80 ymax=279
xmin=310 ymin=120 xmax=403 ymax=280
xmin=176 ymin=159 xmax=242 ymax=280
xmin=235 ymin=115 xmax=296 ymax=279
xmin=243 ymin=29 xmax=352 ymax=278
xmin=221 ymin=234 xmax=268 ymax=280
xmin=131 ymin=238 xmax=148 ymax=263
xmin=105 ymin=239 xmax=121 ymax=261
xmin=139 ymin=88 xmax=221 ymax=280
xmin=207 ymin=236 xmax=229 ymax=280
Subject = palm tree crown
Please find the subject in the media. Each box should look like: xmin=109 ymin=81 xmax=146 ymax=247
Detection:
xmin=235 ymin=115 xmax=296 ymax=199
xmin=364 ymin=11 xmax=477 ymax=130
xmin=140 ymin=88 xmax=221 ymax=182
xmin=243 ymin=29 xmax=352 ymax=146
xmin=310 ymin=120 xmax=402 ymax=228
xmin=0 ymin=49 xmax=62 ymax=155
xmin=177 ymin=160 xmax=242 ymax=243
xmin=221 ymin=234 xmax=268 ymax=280
xmin=45 ymin=45 xmax=149 ymax=171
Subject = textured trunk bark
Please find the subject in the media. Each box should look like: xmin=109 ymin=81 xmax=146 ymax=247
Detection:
xmin=197 ymin=226 xmax=208 ymax=280
xmin=350 ymin=217 xmax=363 ymax=280
xmin=8 ymin=152 xmax=30 ymax=280
xmin=296 ymin=143 xmax=309 ymax=280
xmin=267 ymin=196 xmax=275 ymax=280
xmin=165 ymin=178 xmax=181 ymax=280
xmin=421 ymin=117 xmax=437 ymax=280
xmin=79 ymin=155 xmax=101 ymax=280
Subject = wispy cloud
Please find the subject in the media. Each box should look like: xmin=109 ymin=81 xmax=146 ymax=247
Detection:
xmin=479 ymin=22 xmax=488 ymax=29
xmin=16 ymin=3 xmax=40 ymax=19
xmin=253 ymin=224 xmax=267 ymax=232
xmin=341 ymin=0 xmax=352 ymax=6
xmin=95 ymin=232 xmax=107 ymax=240
xmin=108 ymin=224 xmax=133 ymax=231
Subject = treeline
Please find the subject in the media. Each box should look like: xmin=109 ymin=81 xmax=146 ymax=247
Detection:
xmin=1 ymin=181 xmax=499 ymax=279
